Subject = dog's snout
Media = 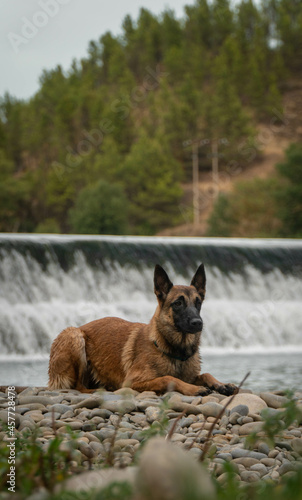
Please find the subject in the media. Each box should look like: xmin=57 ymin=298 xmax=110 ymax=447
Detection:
xmin=190 ymin=317 xmax=203 ymax=330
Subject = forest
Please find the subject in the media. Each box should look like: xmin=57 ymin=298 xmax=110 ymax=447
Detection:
xmin=0 ymin=0 xmax=302 ymax=236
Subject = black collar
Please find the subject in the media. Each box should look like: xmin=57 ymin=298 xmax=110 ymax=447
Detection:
xmin=153 ymin=340 xmax=195 ymax=362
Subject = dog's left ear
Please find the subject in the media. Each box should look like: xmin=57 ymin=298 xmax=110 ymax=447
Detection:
xmin=191 ymin=264 xmax=206 ymax=299
xmin=154 ymin=264 xmax=173 ymax=302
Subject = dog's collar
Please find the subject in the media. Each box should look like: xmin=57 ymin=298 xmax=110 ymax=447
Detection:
xmin=153 ymin=340 xmax=195 ymax=362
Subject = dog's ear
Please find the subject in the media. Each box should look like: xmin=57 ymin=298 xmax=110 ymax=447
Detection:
xmin=154 ymin=265 xmax=173 ymax=301
xmin=191 ymin=264 xmax=206 ymax=299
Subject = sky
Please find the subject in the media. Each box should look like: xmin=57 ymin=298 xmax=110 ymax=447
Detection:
xmin=1 ymin=0 xmax=193 ymax=101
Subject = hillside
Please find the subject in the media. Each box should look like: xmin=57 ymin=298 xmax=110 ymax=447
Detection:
xmin=160 ymin=81 xmax=302 ymax=236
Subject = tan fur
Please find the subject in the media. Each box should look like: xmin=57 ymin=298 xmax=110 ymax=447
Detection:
xmin=48 ymin=266 xmax=238 ymax=396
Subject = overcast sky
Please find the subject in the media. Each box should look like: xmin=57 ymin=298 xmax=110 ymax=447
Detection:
xmin=1 ymin=0 xmax=193 ymax=101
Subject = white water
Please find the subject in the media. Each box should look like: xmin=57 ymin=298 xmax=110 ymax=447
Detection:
xmin=0 ymin=235 xmax=301 ymax=355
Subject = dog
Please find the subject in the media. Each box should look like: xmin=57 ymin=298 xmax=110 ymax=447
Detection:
xmin=48 ymin=264 xmax=238 ymax=396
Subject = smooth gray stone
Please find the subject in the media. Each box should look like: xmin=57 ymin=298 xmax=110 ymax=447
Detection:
xmin=258 ymin=442 xmax=270 ymax=455
xmin=260 ymin=392 xmax=288 ymax=409
xmin=231 ymin=448 xmax=267 ymax=460
xmin=230 ymin=404 xmax=249 ymax=417
xmin=49 ymin=403 xmax=71 ymax=415
xmin=43 ymin=412 xmax=61 ymax=420
xmin=198 ymin=402 xmax=224 ymax=417
xmin=217 ymin=453 xmax=232 ymax=462
xmin=18 ymin=395 xmax=64 ymax=406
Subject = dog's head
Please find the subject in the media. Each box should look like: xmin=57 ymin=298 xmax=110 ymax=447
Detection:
xmin=154 ymin=264 xmax=206 ymax=335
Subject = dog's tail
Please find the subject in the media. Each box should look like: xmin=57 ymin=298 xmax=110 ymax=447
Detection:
xmin=48 ymin=327 xmax=87 ymax=391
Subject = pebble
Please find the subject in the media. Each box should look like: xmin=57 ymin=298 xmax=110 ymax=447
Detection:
xmin=231 ymin=404 xmax=249 ymax=417
xmin=231 ymin=448 xmax=268 ymax=460
xmin=50 ymin=403 xmax=71 ymax=414
xmin=0 ymin=386 xmax=301 ymax=490
xmin=43 ymin=411 xmax=61 ymax=420
xmin=217 ymin=453 xmax=232 ymax=461
xmin=239 ymin=421 xmax=264 ymax=435
xmin=240 ymin=470 xmax=261 ymax=482
xmin=19 ymin=395 xmax=63 ymax=406
xmin=229 ymin=412 xmax=241 ymax=425
xmin=168 ymin=395 xmax=202 ymax=415
xmin=258 ymin=442 xmax=270 ymax=455
xmin=291 ymin=438 xmax=302 ymax=455
xmin=73 ymin=396 xmax=103 ymax=410
xmin=198 ymin=402 xmax=224 ymax=417
xmin=145 ymin=406 xmax=161 ymax=423
xmin=250 ymin=463 xmax=268 ymax=477
xmin=233 ymin=457 xmax=260 ymax=467
xmin=260 ymin=393 xmax=288 ymax=409
xmin=0 ymin=410 xmax=21 ymax=427
xmin=103 ymin=399 xmax=136 ymax=414
xmin=220 ymin=393 xmax=267 ymax=414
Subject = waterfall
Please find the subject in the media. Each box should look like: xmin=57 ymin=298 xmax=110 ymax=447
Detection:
xmin=0 ymin=234 xmax=301 ymax=355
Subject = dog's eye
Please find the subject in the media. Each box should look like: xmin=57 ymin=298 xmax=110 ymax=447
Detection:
xmin=195 ymin=298 xmax=202 ymax=310
xmin=172 ymin=298 xmax=183 ymax=309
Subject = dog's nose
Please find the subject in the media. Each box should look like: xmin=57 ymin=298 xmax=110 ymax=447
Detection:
xmin=190 ymin=318 xmax=203 ymax=330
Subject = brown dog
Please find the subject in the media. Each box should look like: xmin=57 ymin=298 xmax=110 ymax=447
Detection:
xmin=48 ymin=264 xmax=238 ymax=396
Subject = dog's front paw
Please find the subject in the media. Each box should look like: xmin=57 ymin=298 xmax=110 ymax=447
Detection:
xmin=196 ymin=386 xmax=211 ymax=396
xmin=214 ymin=383 xmax=238 ymax=396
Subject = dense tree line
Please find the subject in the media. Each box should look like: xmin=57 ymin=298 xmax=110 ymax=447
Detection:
xmin=207 ymin=143 xmax=302 ymax=238
xmin=0 ymin=0 xmax=301 ymax=235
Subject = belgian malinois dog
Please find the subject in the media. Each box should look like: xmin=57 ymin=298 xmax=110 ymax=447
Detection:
xmin=48 ymin=264 xmax=238 ymax=396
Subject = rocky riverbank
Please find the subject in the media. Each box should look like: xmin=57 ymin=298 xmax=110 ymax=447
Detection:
xmin=0 ymin=386 xmax=302 ymax=496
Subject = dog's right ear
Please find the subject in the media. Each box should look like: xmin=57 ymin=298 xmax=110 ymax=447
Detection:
xmin=191 ymin=264 xmax=206 ymax=299
xmin=154 ymin=265 xmax=173 ymax=302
